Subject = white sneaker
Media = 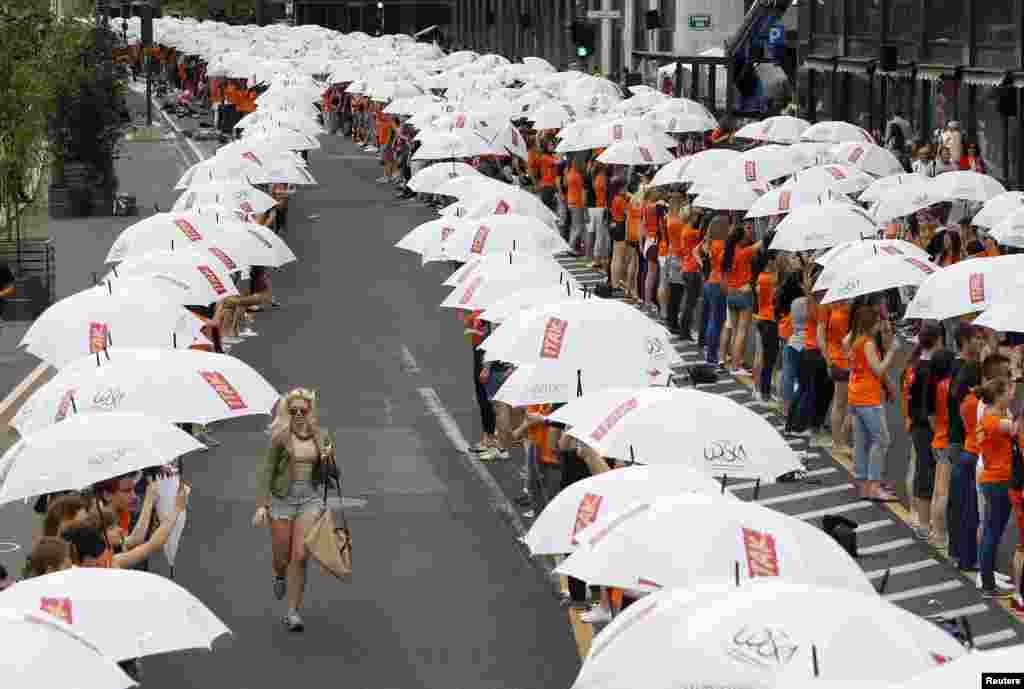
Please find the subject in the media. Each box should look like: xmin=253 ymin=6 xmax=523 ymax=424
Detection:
xmin=976 ymin=572 xmax=1015 ymax=590
xmin=222 ymin=335 xmax=244 ymax=345
xmin=239 ymin=327 xmax=259 ymax=338
xmin=580 ymin=606 xmax=612 ymax=624
xmin=283 ymin=610 xmax=304 ymax=632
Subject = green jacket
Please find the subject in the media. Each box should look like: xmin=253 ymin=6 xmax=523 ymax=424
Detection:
xmin=259 ymin=429 xmax=334 ymax=504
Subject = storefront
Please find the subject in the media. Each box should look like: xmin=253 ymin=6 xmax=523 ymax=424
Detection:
xmin=798 ymin=0 xmax=1024 ymax=187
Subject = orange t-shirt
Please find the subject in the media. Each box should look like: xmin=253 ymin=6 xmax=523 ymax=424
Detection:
xmin=594 ymin=173 xmax=608 ymax=208
xmin=978 ymin=413 xmax=1013 ymax=484
xmin=932 ymin=378 xmax=952 ymax=449
xmin=526 ymin=404 xmax=557 ymax=465
xmin=962 ymin=393 xmax=981 ymax=455
xmin=707 ymin=240 xmax=726 ymax=284
xmin=540 ymin=155 xmax=559 ymax=189
xmin=681 ymin=226 xmax=701 ymax=272
xmin=779 ymin=313 xmax=793 ymax=340
xmin=462 ymin=310 xmax=486 ymax=347
xmin=725 ymin=245 xmax=757 ymax=291
xmin=626 ymin=203 xmax=643 ymax=243
xmin=565 ymin=167 xmax=585 ymax=209
xmin=528 ymin=149 xmax=542 ymax=179
xmin=825 ymin=304 xmax=851 ymax=369
xmin=665 ymin=217 xmax=685 ymax=259
xmin=848 ymin=336 xmax=882 ymax=407
xmin=901 ymin=367 xmax=915 ymax=426
xmin=611 ymin=193 xmax=628 ymax=224
xmin=755 ymin=272 xmax=776 ymax=321
xmin=644 ymin=203 xmax=659 ymax=242
xmin=804 ymin=303 xmax=820 ymax=351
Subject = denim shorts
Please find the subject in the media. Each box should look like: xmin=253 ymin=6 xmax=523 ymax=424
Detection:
xmin=270 ymin=479 xmax=322 ymax=521
xmin=727 ymin=291 xmax=754 ymax=312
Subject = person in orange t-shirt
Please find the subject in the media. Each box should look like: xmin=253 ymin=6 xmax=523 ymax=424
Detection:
xmin=927 ymin=351 xmax=956 ymax=551
xmin=564 ymin=159 xmax=586 ymax=254
xmin=609 ymin=183 xmax=629 ymax=293
xmin=622 ymin=187 xmax=645 ymax=302
xmin=752 ymin=249 xmax=779 ymax=401
xmin=512 ymin=404 xmax=560 ymax=513
xmin=539 ymin=148 xmax=560 ymax=211
xmin=844 ymin=306 xmax=899 ymax=501
xmin=662 ymin=197 xmax=687 ymax=332
xmin=720 ymin=222 xmax=764 ymax=374
xmin=819 ymin=301 xmax=852 ymax=453
xmin=589 ymin=160 xmax=610 ymax=270
xmin=527 ymin=136 xmax=542 ymax=188
xmin=697 ymin=217 xmax=730 ymax=365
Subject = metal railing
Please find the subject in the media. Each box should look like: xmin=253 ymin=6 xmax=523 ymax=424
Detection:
xmin=0 ymin=239 xmax=56 ymax=321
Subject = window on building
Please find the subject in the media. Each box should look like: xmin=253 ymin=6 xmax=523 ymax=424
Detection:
xmin=925 ymin=0 xmax=967 ymax=43
xmin=886 ymin=0 xmax=921 ymax=41
xmin=813 ymin=0 xmax=842 ymax=34
xmin=846 ymin=74 xmax=875 ymax=133
xmin=847 ymin=0 xmax=881 ymax=36
xmin=975 ymin=87 xmax=1009 ymax=181
xmin=634 ymin=0 xmax=648 ymax=53
xmin=976 ymin=0 xmax=1016 ymax=45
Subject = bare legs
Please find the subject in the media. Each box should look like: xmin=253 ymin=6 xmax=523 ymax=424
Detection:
xmin=270 ymin=514 xmax=317 ymax=614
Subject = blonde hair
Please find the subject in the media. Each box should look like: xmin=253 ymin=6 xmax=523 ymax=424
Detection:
xmin=269 ymin=388 xmax=321 ymax=450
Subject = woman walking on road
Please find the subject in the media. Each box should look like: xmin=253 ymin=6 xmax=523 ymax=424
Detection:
xmin=254 ymin=388 xmax=337 ymax=632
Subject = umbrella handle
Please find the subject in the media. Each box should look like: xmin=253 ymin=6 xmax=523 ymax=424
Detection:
xmin=811 ymin=645 xmax=820 ymax=677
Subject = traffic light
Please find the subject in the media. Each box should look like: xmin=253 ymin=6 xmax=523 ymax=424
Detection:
xmin=571 ymin=21 xmax=595 ymax=58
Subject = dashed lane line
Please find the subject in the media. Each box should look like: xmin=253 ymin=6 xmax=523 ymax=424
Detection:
xmin=729 ymin=468 xmax=837 ymax=491
xmin=884 ymin=580 xmax=964 ymax=603
xmin=401 ymin=345 xmax=422 ymax=374
xmin=756 ymin=483 xmax=854 ymax=506
xmin=859 ymin=538 xmax=917 ymax=556
xmin=791 ymin=501 xmax=876 ymax=521
xmin=973 ymin=629 xmax=1020 ymax=647
xmin=866 ymin=560 xmax=939 ymax=580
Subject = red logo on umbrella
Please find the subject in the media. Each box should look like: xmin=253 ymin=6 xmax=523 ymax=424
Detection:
xmin=494 ymin=200 xmax=511 ymax=215
xmin=744 ymin=161 xmax=757 ymax=182
xmin=40 ymin=597 xmax=73 ymax=625
xmin=239 ymin=201 xmax=254 ymax=214
xmin=440 ymin=226 xmax=455 ymax=241
xmin=848 ymin=146 xmax=865 ymax=163
xmin=743 ymin=528 xmax=781 ymax=578
xmin=590 ymin=397 xmax=638 ymax=442
xmin=197 ymin=266 xmax=227 ymax=295
xmin=778 ymin=191 xmax=792 ymax=211
xmin=930 ymin=653 xmax=952 ymax=665
xmin=612 ymin=124 xmax=623 ymax=142
xmin=826 ymin=166 xmax=847 ymax=180
xmin=879 ymin=246 xmax=904 ymax=255
xmin=639 ymin=147 xmax=653 ymax=163
xmin=89 ymin=322 xmax=109 ymax=354
xmin=458 ymin=275 xmax=483 ymax=305
xmin=241 ymin=151 xmax=261 ymax=165
xmin=470 ymin=225 xmax=490 ymax=254
xmin=208 ymin=248 xmax=237 ymax=271
xmin=454 ymin=114 xmax=466 ymax=128
xmin=174 ymin=218 xmax=202 ymax=242
xmin=54 ymin=387 xmax=78 ymax=423
xmin=199 ymin=371 xmax=247 ymax=410
xmin=904 ymin=257 xmax=935 ymax=274
xmin=969 ymin=273 xmax=986 ymax=304
xmin=539 ymin=317 xmax=568 ymax=360
xmin=570 ymin=493 xmax=604 ymax=545
xmin=636 ymin=577 xmax=662 ymax=588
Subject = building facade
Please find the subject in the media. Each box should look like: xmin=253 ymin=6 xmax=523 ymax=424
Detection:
xmin=292 ymin=0 xmax=453 ymax=36
xmin=798 ymin=0 xmax=1023 ymax=186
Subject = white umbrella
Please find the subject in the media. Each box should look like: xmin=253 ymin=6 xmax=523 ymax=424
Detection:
xmin=821 ymin=252 xmax=939 ymax=304
xmin=492 ymin=358 xmax=670 ymax=407
xmin=172 ymin=183 xmax=276 ymax=215
xmin=781 ymin=165 xmax=875 ymax=196
xmin=649 ymin=149 xmax=740 ymax=187
xmin=249 ymin=159 xmax=319 ymax=186
xmin=904 ymin=254 xmax=1024 ymax=320
xmin=971 ymin=190 xmax=1024 ymax=228
xmin=868 ymin=179 xmax=947 ymax=223
xmin=529 ymin=102 xmax=574 ymax=130
xmin=479 ymin=284 xmax=592 ymax=323
xmin=174 ymin=157 xmax=263 ymax=190
xmin=524 ymin=465 xmax=735 ymax=555
xmin=413 ymin=130 xmax=499 ymax=160
xmin=860 ymin=172 xmax=925 ymax=203
xmin=12 ymin=348 xmax=280 ymax=436
xmin=931 ymin=170 xmax=1006 ymax=202
xmin=770 ymin=203 xmax=878 ymax=252
xmin=745 ymin=188 xmax=850 ymax=219
xmin=801 ymin=120 xmax=873 ymax=143
xmin=106 ymin=213 xmax=219 ymax=263
xmin=452 ymin=188 xmax=558 ymax=226
xmin=888 ymin=645 xmax=1024 ymax=689
xmin=560 ymin=388 xmax=802 ymax=479
xmin=18 ymin=289 xmax=207 ymax=369
xmin=442 ymin=253 xmax=569 ymax=287
xmin=479 ymin=299 xmax=680 ymax=375
xmin=596 ymin=141 xmax=675 ymax=166
xmin=573 ymin=580 xmax=966 ymax=689
xmin=814 ymin=240 xmax=932 ymax=294
xmin=558 ymin=493 xmax=875 ymax=595
xmin=973 ymin=302 xmax=1024 ymax=333
xmin=0 ymin=569 xmax=230 ymax=662
xmin=987 ymin=207 xmax=1024 ymax=248
xmin=103 ymin=249 xmax=241 ymax=304
xmin=0 ymin=413 xmax=202 ymax=505
xmin=829 ymin=141 xmax=903 ymax=177
xmin=216 ymin=222 xmax=297 ymax=268
xmin=722 ymin=144 xmax=814 ymax=185
xmin=394 ymin=218 xmax=462 ymax=255
xmin=692 ymin=185 xmax=764 ymax=211
xmin=433 ymin=215 xmax=570 ymax=262
xmin=440 ymin=259 xmax=580 ymax=311
xmin=407 ymin=161 xmax=483 ymax=194
xmin=644 ymin=110 xmax=717 ymax=134
xmin=0 ymin=608 xmax=135 ymax=689
xmin=735 ymin=115 xmax=810 ymax=144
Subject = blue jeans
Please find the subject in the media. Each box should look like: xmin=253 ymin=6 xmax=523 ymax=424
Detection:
xmin=950 ymin=449 xmax=979 ymax=570
xmin=781 ymin=345 xmax=801 ymax=403
xmin=702 ymin=282 xmax=727 ymax=364
xmin=849 ymin=405 xmax=890 ymax=481
xmin=979 ymin=482 xmax=1012 ymax=590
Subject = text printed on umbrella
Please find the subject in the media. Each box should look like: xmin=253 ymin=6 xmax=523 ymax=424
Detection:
xmin=199 ymin=371 xmax=247 ymax=411
xmin=539 ymin=317 xmax=569 ymax=360
xmin=727 ymin=625 xmax=799 ymax=669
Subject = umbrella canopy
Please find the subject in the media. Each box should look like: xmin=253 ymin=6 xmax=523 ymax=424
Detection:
xmin=107 ymin=213 xmax=220 ymax=263
xmin=746 ymin=188 xmax=850 ymax=219
xmin=596 ymin=141 xmax=675 ymax=166
xmin=492 ymin=358 xmax=669 ymax=406
xmin=649 ymin=149 xmax=740 ymax=187
xmin=102 ymin=249 xmax=241 ymax=304
xmin=12 ymin=348 xmax=280 ymax=436
xmin=888 ymin=645 xmax=1024 ymax=689
xmin=986 ymin=207 xmax=1024 ymax=248
xmin=830 ymin=141 xmax=903 ymax=177
xmin=781 ymin=165 xmax=875 ymax=196
xmin=931 ymin=170 xmax=1006 ymax=202
xmin=394 ymin=218 xmax=463 ymax=255
xmin=735 ymin=115 xmax=810 ymax=144
xmin=860 ymin=172 xmax=925 ymax=203
xmin=524 ymin=465 xmax=736 ymax=555
xmin=0 ymin=413 xmax=203 ymax=505
xmin=556 ymin=388 xmax=802 ymax=479
xmin=442 ymin=253 xmax=569 ymax=287
xmin=813 ymin=240 xmax=932 ymax=294
xmin=971 ymin=190 xmax=1024 ymax=228
xmin=973 ymin=301 xmax=1024 ymax=333
xmin=480 ymin=284 xmax=591 ymax=323
xmin=572 ymin=580 xmax=966 ymax=689
xmin=439 ymin=259 xmax=579 ymax=311
xmin=770 ymin=203 xmax=878 ymax=252
xmin=821 ymin=252 xmax=939 ymax=304
xmin=558 ymin=493 xmax=876 ymax=595
xmin=904 ymin=254 xmax=1024 ymax=320
xmin=431 ymin=215 xmax=570 ymax=262
xmin=0 ymin=608 xmax=134 ymax=689
xmin=0 ymin=568 xmax=230 ymax=662
xmin=867 ymin=179 xmax=947 ymax=223
xmin=407 ymin=161 xmax=483 ymax=194
xmin=801 ymin=120 xmax=873 ymax=143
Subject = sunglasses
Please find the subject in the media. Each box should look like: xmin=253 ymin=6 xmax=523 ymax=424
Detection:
xmin=288 ymin=406 xmax=310 ymax=417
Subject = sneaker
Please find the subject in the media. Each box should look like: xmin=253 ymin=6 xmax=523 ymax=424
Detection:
xmin=239 ymin=327 xmax=259 ymax=338
xmin=273 ymin=576 xmax=286 ymax=600
xmin=493 ymin=447 xmax=510 ymax=460
xmin=522 ymin=509 xmax=535 ymax=518
xmin=375 ymin=176 xmax=388 ymax=183
xmin=284 ymin=610 xmax=304 ymax=631
xmin=981 ymin=588 xmax=1013 ymax=600
xmin=222 ymin=335 xmax=244 ymax=345
xmin=196 ymin=426 xmax=220 ymax=447
xmin=786 ymin=429 xmax=813 ymax=437
xmin=580 ymin=606 xmax=613 ymax=624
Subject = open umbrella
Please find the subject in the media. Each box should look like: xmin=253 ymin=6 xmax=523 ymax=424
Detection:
xmin=829 ymin=141 xmax=903 ymax=177
xmin=650 ymin=149 xmax=740 ymax=187
xmin=986 ymin=207 xmax=1024 ymax=248
xmin=442 ymin=253 xmax=569 ymax=287
xmin=868 ymin=179 xmax=947 ymax=223
xmin=524 ymin=465 xmax=735 ymax=555
xmin=860 ymin=172 xmax=925 ymax=203
xmin=800 ymin=120 xmax=873 ymax=143
xmin=439 ymin=260 xmax=580 ymax=311
xmin=932 ymin=170 xmax=1006 ymax=202
xmin=904 ymin=254 xmax=1024 ymax=320
xmin=973 ymin=301 xmax=1024 ymax=333
xmin=781 ymin=165 xmax=876 ymax=196
xmin=596 ymin=141 xmax=675 ymax=166
xmin=735 ymin=115 xmax=810 ymax=144
xmin=103 ymin=249 xmax=241 ymax=304
xmin=813 ymin=240 xmax=931 ymax=294
xmin=887 ymin=645 xmax=1024 ymax=689
xmin=0 ymin=569 xmax=230 ymax=662
xmin=431 ymin=215 xmax=570 ymax=262
xmin=492 ymin=358 xmax=669 ymax=406
xmin=558 ymin=493 xmax=876 ymax=595
xmin=769 ymin=203 xmax=878 ymax=252
xmin=407 ymin=161 xmax=484 ymax=194
xmin=746 ymin=188 xmax=851 ymax=219
xmin=821 ymin=252 xmax=939 ymax=304
xmin=971 ymin=190 xmax=1024 ymax=227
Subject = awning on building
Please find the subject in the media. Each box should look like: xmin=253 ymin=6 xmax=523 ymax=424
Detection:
xmin=836 ymin=57 xmax=876 ymax=79
xmin=961 ymin=68 xmax=1008 ymax=87
xmin=915 ymin=63 xmax=959 ymax=82
xmin=801 ymin=55 xmax=836 ymax=73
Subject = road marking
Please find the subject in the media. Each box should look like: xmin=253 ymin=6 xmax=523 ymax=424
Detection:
xmin=757 ymin=483 xmax=853 ymax=506
xmin=383 ymin=397 xmax=394 ymax=425
xmin=974 ymin=629 xmax=1020 ymax=647
xmin=932 ymin=603 xmax=989 ymax=618
xmin=401 ymin=345 xmax=421 ymax=374
xmin=792 ymin=501 xmax=874 ymax=520
xmin=855 ymin=519 xmax=894 ymax=533
xmin=859 ymin=538 xmax=916 ymax=556
xmin=0 ymin=541 xmax=20 ymax=554
xmin=866 ymin=559 xmax=939 ymax=579
xmin=883 ymin=580 xmax=963 ymax=602
xmin=730 ymin=468 xmax=836 ymax=491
